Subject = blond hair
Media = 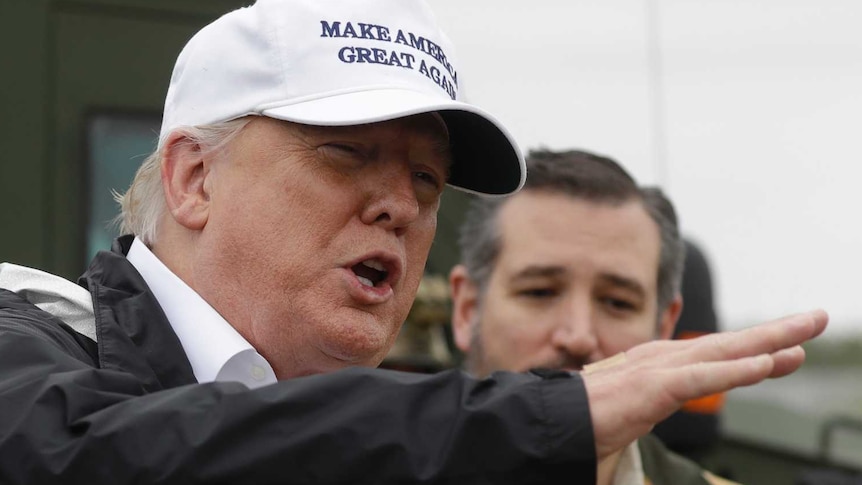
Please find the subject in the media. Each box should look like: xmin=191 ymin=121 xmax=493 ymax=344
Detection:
xmin=114 ymin=118 xmax=252 ymax=244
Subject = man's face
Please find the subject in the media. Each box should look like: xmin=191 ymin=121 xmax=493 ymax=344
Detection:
xmin=189 ymin=114 xmax=451 ymax=379
xmin=451 ymin=190 xmax=678 ymax=377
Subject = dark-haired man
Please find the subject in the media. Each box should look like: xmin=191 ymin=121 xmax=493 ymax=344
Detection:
xmin=451 ymin=149 xmax=739 ymax=484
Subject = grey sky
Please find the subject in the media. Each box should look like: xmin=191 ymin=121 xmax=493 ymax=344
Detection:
xmin=431 ymin=0 xmax=862 ymax=336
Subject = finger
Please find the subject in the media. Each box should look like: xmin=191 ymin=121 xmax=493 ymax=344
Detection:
xmin=624 ymin=309 xmax=827 ymax=366
xmin=808 ymin=309 xmax=829 ymax=338
xmin=667 ymin=309 xmax=827 ymax=367
xmin=664 ymin=354 xmax=775 ymax=404
xmin=584 ymin=353 xmax=776 ymax=458
xmin=768 ymin=345 xmax=806 ymax=378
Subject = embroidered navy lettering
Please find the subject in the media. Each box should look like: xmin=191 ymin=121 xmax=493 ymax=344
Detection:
xmin=342 ymin=22 xmax=358 ymax=38
xmin=356 ymin=47 xmax=375 ymax=63
xmin=337 ymin=46 xmax=415 ymax=70
xmin=407 ymin=32 xmax=429 ymax=54
xmin=338 ymin=46 xmax=358 ymax=62
xmin=321 ymin=20 xmax=391 ymax=41
xmin=385 ymin=50 xmax=415 ymax=68
xmin=418 ymin=61 xmax=456 ymax=100
xmin=327 ymin=24 xmax=458 ymax=99
xmin=320 ymin=20 xmax=343 ymax=38
xmin=399 ymin=51 xmax=416 ymax=68
xmin=392 ymin=29 xmax=458 ymax=87
xmin=358 ymin=23 xmax=391 ymax=41
xmin=394 ymin=29 xmax=409 ymax=46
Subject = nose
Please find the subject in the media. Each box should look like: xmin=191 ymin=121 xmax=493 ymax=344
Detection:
xmin=360 ymin=159 xmax=420 ymax=235
xmin=549 ymin=299 xmax=599 ymax=363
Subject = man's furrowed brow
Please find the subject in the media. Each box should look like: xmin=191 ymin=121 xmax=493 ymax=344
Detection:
xmin=512 ymin=264 xmax=567 ymax=281
xmin=600 ymin=273 xmax=647 ymax=297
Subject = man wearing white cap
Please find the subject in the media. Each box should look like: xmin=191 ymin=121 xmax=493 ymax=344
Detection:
xmin=0 ymin=0 xmax=828 ymax=483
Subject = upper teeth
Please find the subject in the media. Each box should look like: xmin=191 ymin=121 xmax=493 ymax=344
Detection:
xmin=362 ymin=260 xmax=385 ymax=271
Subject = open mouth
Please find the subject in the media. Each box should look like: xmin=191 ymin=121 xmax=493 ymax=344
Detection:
xmin=351 ymin=259 xmax=390 ymax=288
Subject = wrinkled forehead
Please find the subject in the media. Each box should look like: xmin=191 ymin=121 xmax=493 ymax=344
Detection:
xmin=494 ymin=192 xmax=661 ymax=275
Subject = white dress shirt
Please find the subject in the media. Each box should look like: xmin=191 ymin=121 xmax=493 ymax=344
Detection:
xmin=612 ymin=441 xmax=645 ymax=485
xmin=127 ymin=238 xmax=277 ymax=389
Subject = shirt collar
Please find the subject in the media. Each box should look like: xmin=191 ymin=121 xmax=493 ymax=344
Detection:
xmin=126 ymin=237 xmax=276 ymax=389
xmin=612 ymin=440 xmax=645 ymax=485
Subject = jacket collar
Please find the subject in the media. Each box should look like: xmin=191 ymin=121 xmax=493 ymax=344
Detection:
xmin=78 ymin=235 xmax=197 ymax=391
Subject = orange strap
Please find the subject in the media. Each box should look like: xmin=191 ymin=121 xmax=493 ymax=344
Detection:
xmin=676 ymin=331 xmax=725 ymax=415
xmin=681 ymin=392 xmax=726 ymax=415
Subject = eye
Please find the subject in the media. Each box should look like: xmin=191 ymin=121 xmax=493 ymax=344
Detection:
xmin=321 ymin=143 xmax=362 ymax=156
xmin=318 ymin=143 xmax=370 ymax=172
xmin=600 ymin=297 xmax=637 ymax=313
xmin=518 ymin=287 xmax=558 ymax=299
xmin=413 ymin=170 xmax=442 ymax=190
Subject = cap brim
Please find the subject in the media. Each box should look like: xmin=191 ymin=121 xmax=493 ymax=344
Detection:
xmin=260 ymin=88 xmax=525 ymax=196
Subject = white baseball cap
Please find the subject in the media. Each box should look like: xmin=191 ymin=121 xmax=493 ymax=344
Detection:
xmin=160 ymin=0 xmax=525 ymax=196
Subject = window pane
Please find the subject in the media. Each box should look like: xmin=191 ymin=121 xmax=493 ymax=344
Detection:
xmin=86 ymin=113 xmax=160 ymax=262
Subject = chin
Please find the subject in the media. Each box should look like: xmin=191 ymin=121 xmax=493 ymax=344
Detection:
xmin=323 ymin=343 xmax=388 ymax=369
xmin=336 ymin=308 xmax=399 ymax=346
xmin=315 ymin=331 xmax=391 ymax=369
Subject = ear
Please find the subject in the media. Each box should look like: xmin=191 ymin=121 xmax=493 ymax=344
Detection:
xmin=658 ymin=294 xmax=683 ymax=340
xmin=160 ymin=131 xmax=212 ymax=231
xmin=449 ymin=264 xmax=480 ymax=353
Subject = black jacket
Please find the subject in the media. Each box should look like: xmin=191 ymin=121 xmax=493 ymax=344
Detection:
xmin=0 ymin=237 xmax=596 ymax=484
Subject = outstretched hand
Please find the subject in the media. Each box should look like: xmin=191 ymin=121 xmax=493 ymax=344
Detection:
xmin=582 ymin=309 xmax=828 ymax=459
